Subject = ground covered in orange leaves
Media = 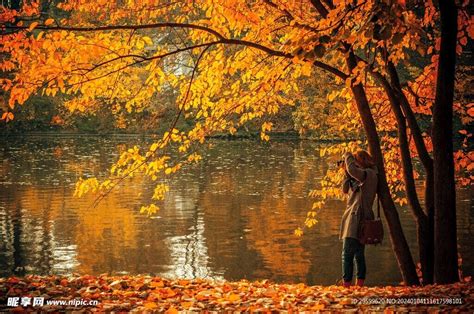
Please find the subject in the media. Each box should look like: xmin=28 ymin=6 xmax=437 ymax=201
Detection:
xmin=0 ymin=275 xmax=472 ymax=312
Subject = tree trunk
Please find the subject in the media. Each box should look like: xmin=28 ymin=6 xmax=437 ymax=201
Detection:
xmin=373 ymin=71 xmax=434 ymax=284
xmin=386 ymin=65 xmax=435 ymax=261
xmin=432 ymin=0 xmax=459 ymax=284
xmin=346 ymin=51 xmax=419 ymax=285
xmin=423 ymin=169 xmax=435 ymax=283
xmin=309 ymin=0 xmax=419 ymax=285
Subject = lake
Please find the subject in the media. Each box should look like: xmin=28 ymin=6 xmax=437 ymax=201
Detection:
xmin=0 ymin=135 xmax=472 ymax=286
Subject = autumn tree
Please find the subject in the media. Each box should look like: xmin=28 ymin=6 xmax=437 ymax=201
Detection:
xmin=298 ymin=0 xmax=471 ymax=284
xmin=1 ymin=0 xmax=472 ymax=285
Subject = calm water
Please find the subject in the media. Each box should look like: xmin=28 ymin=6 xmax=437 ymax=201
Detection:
xmin=0 ymin=135 xmax=472 ymax=286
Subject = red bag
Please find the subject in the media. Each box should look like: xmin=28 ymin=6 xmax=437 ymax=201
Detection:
xmin=358 ymin=198 xmax=384 ymax=245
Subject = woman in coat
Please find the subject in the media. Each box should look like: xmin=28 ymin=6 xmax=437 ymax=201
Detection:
xmin=340 ymin=150 xmax=378 ymax=287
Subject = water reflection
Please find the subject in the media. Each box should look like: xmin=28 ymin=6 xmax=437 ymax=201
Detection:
xmin=0 ymin=135 xmax=472 ymax=286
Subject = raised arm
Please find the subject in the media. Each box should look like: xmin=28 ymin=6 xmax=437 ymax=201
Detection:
xmin=344 ymin=152 xmax=366 ymax=183
xmin=342 ymin=176 xmax=351 ymax=194
xmin=342 ymin=170 xmax=351 ymax=194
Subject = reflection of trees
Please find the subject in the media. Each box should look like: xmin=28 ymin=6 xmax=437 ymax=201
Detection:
xmin=0 ymin=177 xmax=174 ymax=276
xmin=197 ymin=141 xmax=323 ymax=283
xmin=195 ymin=191 xmax=262 ymax=281
xmin=0 ymin=185 xmax=63 ymax=276
xmin=0 ymin=135 xmax=214 ymax=278
xmin=0 ymin=138 xmax=472 ymax=284
xmin=0 ymin=137 xmax=171 ymax=276
xmin=12 ymin=202 xmax=24 ymax=276
xmin=74 ymin=192 xmax=139 ymax=274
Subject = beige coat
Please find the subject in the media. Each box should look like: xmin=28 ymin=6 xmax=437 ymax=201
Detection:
xmin=340 ymin=152 xmax=378 ymax=240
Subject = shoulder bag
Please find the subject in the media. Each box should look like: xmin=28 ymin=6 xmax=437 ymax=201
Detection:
xmin=358 ymin=195 xmax=384 ymax=245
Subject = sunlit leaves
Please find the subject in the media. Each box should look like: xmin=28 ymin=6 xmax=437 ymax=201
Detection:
xmin=294 ymin=227 xmax=303 ymax=237
xmin=1 ymin=111 xmax=14 ymax=122
xmin=44 ymin=18 xmax=55 ymax=26
xmin=1 ymin=0 xmax=472 ymax=223
xmin=74 ymin=177 xmax=100 ymax=197
xmin=260 ymin=122 xmax=273 ymax=141
xmin=27 ymin=22 xmax=39 ymax=32
xmin=140 ymin=204 xmax=160 ymax=215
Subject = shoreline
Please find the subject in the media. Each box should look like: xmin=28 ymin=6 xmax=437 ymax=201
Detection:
xmin=0 ymin=130 xmax=360 ymax=143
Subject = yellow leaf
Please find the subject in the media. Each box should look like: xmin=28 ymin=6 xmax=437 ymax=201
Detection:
xmin=44 ymin=18 xmax=54 ymax=26
xmin=166 ymin=306 xmax=178 ymax=314
xmin=144 ymin=302 xmax=158 ymax=309
xmin=227 ymin=293 xmax=240 ymax=302
xmin=142 ymin=36 xmax=153 ymax=45
xmin=28 ymin=22 xmax=39 ymax=32
xmin=339 ymin=298 xmax=353 ymax=305
xmin=345 ymin=78 xmax=352 ymax=88
xmin=150 ymin=281 xmax=164 ymax=288
xmin=294 ymin=228 xmax=303 ymax=237
xmin=319 ymin=148 xmax=326 ymax=157
xmin=181 ymin=301 xmax=193 ymax=309
xmin=311 ymin=303 xmax=326 ymax=310
xmin=136 ymin=39 xmax=145 ymax=50
xmin=328 ymin=91 xmax=339 ymax=102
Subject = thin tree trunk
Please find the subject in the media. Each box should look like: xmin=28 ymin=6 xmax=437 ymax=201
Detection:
xmin=346 ymin=50 xmax=420 ymax=285
xmin=380 ymin=59 xmax=435 ymax=284
xmin=386 ymin=62 xmax=433 ymax=170
xmin=433 ymin=0 xmax=459 ymax=284
xmin=373 ymin=71 xmax=433 ymax=284
xmin=397 ymin=94 xmax=435 ymax=267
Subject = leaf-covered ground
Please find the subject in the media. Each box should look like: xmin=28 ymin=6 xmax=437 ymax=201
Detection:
xmin=1 ymin=275 xmax=472 ymax=312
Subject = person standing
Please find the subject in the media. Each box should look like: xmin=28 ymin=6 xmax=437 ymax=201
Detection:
xmin=340 ymin=150 xmax=378 ymax=287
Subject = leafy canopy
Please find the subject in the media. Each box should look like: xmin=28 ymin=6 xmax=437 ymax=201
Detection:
xmin=0 ymin=0 xmax=472 ymax=222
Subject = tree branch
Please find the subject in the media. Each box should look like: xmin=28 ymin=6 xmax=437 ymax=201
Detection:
xmin=371 ymin=70 xmax=426 ymax=221
xmin=91 ymin=44 xmax=213 ymax=208
xmin=6 ymin=22 xmax=348 ymax=79
xmin=386 ymin=61 xmax=433 ymax=171
xmin=310 ymin=0 xmax=329 ymax=18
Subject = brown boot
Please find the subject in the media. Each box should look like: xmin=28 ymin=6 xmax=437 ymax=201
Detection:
xmin=356 ymin=279 xmax=364 ymax=287
xmin=343 ymin=281 xmax=352 ymax=287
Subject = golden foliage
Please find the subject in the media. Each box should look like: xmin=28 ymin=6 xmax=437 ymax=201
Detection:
xmin=1 ymin=0 xmax=472 ymax=224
